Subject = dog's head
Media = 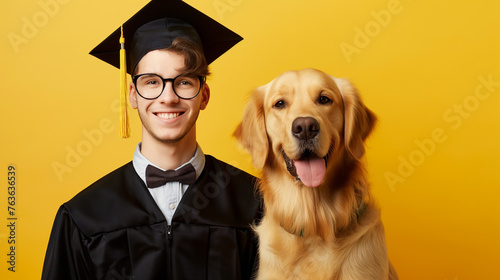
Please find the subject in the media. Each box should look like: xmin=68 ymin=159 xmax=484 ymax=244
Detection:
xmin=234 ymin=68 xmax=376 ymax=188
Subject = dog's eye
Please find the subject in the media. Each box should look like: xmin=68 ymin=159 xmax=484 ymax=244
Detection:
xmin=318 ymin=96 xmax=332 ymax=105
xmin=273 ymin=100 xmax=286 ymax=109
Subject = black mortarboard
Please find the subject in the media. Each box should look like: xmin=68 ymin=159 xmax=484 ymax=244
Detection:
xmin=88 ymin=0 xmax=243 ymax=138
xmin=90 ymin=0 xmax=242 ymax=73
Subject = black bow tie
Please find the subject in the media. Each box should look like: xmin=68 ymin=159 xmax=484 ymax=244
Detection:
xmin=145 ymin=164 xmax=197 ymax=188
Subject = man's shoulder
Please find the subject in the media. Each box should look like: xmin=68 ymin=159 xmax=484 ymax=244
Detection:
xmin=177 ymin=155 xmax=262 ymax=227
xmin=203 ymin=154 xmax=261 ymax=195
xmin=204 ymin=155 xmax=257 ymax=182
xmin=62 ymin=162 xmax=164 ymax=236
xmin=66 ymin=162 xmax=134 ymax=205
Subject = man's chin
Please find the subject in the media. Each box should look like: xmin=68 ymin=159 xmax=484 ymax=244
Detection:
xmin=150 ymin=126 xmax=196 ymax=146
xmin=152 ymin=131 xmax=188 ymax=144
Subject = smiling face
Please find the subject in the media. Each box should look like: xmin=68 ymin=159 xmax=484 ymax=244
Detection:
xmin=129 ymin=49 xmax=210 ymax=147
xmin=263 ymin=69 xmax=345 ymax=187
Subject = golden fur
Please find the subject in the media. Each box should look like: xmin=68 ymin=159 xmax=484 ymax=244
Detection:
xmin=234 ymin=69 xmax=398 ymax=279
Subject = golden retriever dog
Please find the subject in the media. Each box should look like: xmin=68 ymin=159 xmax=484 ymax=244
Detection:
xmin=234 ymin=68 xmax=398 ymax=279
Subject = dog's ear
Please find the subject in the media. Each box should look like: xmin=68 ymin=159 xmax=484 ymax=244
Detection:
xmin=233 ymin=86 xmax=269 ymax=169
xmin=334 ymin=78 xmax=377 ymax=160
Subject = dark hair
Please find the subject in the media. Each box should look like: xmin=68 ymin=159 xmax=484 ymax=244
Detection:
xmin=132 ymin=37 xmax=210 ymax=77
xmin=168 ymin=37 xmax=210 ymax=77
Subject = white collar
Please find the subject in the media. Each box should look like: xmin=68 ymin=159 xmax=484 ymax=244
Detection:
xmin=132 ymin=142 xmax=206 ymax=186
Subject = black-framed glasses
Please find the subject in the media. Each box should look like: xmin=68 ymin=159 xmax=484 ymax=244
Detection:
xmin=132 ymin=73 xmax=204 ymax=100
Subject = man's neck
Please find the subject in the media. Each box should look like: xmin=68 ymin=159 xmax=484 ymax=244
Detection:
xmin=141 ymin=136 xmax=197 ymax=171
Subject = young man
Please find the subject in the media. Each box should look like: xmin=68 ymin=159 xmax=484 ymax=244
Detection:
xmin=42 ymin=1 xmax=261 ymax=279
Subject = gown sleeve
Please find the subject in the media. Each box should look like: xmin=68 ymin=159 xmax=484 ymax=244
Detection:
xmin=41 ymin=205 xmax=94 ymax=280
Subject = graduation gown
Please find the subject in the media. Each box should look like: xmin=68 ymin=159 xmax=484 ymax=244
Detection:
xmin=42 ymin=155 xmax=262 ymax=280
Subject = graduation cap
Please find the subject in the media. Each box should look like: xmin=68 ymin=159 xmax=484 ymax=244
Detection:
xmin=89 ymin=0 xmax=243 ymax=138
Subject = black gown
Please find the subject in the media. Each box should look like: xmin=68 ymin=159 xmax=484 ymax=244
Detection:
xmin=42 ymin=155 xmax=262 ymax=280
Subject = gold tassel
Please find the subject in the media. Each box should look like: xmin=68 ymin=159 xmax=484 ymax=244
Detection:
xmin=119 ymin=25 xmax=130 ymax=138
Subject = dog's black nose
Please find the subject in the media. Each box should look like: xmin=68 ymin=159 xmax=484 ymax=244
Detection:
xmin=292 ymin=117 xmax=319 ymax=140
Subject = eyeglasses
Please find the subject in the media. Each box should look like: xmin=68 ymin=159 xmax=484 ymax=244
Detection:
xmin=132 ymin=73 xmax=204 ymax=100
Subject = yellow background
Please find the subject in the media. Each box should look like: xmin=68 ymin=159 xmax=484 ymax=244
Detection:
xmin=1 ymin=0 xmax=499 ymax=279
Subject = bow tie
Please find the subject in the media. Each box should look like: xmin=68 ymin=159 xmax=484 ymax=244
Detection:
xmin=145 ymin=164 xmax=197 ymax=188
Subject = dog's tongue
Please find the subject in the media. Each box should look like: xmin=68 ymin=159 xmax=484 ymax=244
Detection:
xmin=294 ymin=158 xmax=326 ymax=188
